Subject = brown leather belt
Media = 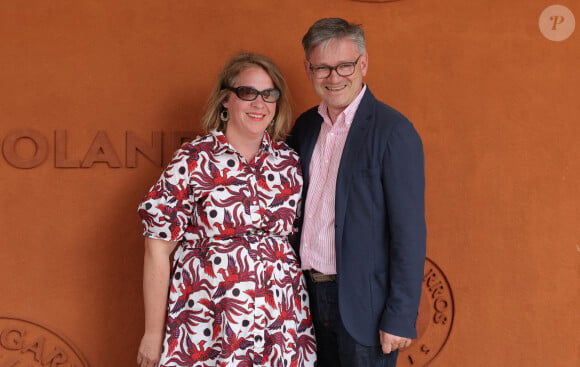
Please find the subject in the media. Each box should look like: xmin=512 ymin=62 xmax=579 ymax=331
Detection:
xmin=306 ymin=270 xmax=337 ymax=283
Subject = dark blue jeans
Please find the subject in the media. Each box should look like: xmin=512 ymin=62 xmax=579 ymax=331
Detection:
xmin=306 ymin=277 xmax=399 ymax=367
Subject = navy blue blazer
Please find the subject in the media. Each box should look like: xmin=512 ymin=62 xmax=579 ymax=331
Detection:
xmin=288 ymin=88 xmax=426 ymax=346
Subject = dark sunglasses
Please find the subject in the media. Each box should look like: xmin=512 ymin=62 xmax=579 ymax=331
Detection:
xmin=225 ymin=86 xmax=281 ymax=103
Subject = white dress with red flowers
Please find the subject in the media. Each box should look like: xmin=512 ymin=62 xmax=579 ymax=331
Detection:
xmin=139 ymin=131 xmax=315 ymax=367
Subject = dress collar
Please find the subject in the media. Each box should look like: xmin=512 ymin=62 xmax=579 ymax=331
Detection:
xmin=210 ymin=129 xmax=276 ymax=158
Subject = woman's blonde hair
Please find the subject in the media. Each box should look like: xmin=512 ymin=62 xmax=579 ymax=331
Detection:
xmin=201 ymin=53 xmax=292 ymax=141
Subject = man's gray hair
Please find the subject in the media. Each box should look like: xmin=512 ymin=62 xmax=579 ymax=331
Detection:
xmin=302 ymin=18 xmax=366 ymax=59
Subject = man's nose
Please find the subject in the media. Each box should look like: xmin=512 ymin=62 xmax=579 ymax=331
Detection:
xmin=327 ymin=68 xmax=342 ymax=82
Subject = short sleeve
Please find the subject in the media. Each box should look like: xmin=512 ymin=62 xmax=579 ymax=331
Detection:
xmin=138 ymin=147 xmax=194 ymax=242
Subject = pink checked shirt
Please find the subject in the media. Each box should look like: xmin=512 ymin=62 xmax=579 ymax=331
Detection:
xmin=300 ymin=85 xmax=367 ymax=274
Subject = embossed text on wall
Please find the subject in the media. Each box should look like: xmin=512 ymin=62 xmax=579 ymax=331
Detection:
xmin=399 ymin=258 xmax=454 ymax=366
xmin=1 ymin=130 xmax=198 ymax=169
xmin=0 ymin=317 xmax=89 ymax=367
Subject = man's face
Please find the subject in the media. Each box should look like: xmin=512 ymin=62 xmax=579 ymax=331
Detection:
xmin=305 ymin=38 xmax=368 ymax=119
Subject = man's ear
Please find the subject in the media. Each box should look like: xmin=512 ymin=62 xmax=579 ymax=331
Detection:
xmin=304 ymin=59 xmax=312 ymax=81
xmin=360 ymin=53 xmax=369 ymax=77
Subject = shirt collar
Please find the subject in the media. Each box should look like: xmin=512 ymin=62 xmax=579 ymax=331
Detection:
xmin=259 ymin=131 xmax=276 ymax=156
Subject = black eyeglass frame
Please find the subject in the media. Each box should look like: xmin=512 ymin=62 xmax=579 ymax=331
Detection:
xmin=225 ymin=86 xmax=281 ymax=103
xmin=308 ymin=55 xmax=363 ymax=79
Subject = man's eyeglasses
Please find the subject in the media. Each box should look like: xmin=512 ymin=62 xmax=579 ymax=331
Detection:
xmin=225 ymin=86 xmax=281 ymax=103
xmin=308 ymin=55 xmax=362 ymax=79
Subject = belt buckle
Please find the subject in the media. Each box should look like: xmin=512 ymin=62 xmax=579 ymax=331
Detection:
xmin=309 ymin=270 xmax=336 ymax=283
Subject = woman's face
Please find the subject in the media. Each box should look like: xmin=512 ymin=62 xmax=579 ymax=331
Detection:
xmin=222 ymin=66 xmax=277 ymax=141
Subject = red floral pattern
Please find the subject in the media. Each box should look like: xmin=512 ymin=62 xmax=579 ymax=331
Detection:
xmin=139 ymin=131 xmax=315 ymax=366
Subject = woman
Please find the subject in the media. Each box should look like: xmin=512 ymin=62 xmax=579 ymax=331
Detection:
xmin=137 ymin=53 xmax=316 ymax=367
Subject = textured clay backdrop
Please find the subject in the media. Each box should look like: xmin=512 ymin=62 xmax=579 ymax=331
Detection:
xmin=1 ymin=1 xmax=578 ymax=366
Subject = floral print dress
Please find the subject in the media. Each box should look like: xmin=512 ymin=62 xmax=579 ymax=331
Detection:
xmin=138 ymin=130 xmax=316 ymax=367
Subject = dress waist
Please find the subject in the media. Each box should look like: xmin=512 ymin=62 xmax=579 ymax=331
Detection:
xmin=181 ymin=230 xmax=288 ymax=248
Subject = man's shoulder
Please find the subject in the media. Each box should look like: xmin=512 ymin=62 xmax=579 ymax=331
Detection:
xmin=296 ymin=105 xmax=321 ymax=123
xmin=362 ymin=90 xmax=409 ymax=123
xmin=292 ymin=106 xmax=323 ymax=136
xmin=361 ymin=90 xmax=421 ymax=141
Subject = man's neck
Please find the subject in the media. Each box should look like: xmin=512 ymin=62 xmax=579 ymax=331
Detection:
xmin=327 ymin=107 xmax=345 ymax=124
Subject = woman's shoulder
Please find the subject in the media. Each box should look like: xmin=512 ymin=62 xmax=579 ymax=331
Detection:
xmin=174 ymin=133 xmax=217 ymax=155
xmin=271 ymin=139 xmax=299 ymax=159
xmin=163 ymin=133 xmax=217 ymax=172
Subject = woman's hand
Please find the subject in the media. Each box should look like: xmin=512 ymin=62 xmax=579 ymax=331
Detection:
xmin=137 ymin=332 xmax=163 ymax=367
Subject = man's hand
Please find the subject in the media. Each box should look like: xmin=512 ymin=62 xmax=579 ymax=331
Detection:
xmin=379 ymin=330 xmax=412 ymax=354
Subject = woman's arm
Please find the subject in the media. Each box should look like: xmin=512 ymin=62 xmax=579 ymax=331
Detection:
xmin=137 ymin=237 xmax=178 ymax=367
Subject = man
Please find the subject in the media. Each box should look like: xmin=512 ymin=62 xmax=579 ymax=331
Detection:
xmin=287 ymin=18 xmax=426 ymax=367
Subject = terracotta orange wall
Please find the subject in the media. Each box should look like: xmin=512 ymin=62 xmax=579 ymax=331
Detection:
xmin=1 ymin=1 xmax=578 ymax=366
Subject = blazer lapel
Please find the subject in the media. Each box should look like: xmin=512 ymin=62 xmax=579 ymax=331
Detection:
xmin=334 ymin=89 xmax=374 ymax=249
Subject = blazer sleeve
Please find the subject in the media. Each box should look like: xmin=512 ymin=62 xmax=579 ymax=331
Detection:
xmin=379 ymin=119 xmax=427 ymax=338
